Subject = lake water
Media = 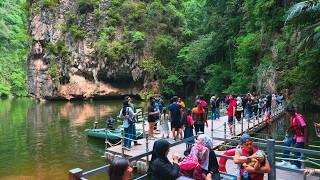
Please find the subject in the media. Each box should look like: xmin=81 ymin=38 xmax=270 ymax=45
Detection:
xmin=0 ymin=98 xmax=319 ymax=179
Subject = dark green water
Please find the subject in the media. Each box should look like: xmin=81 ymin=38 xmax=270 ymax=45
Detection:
xmin=0 ymin=98 xmax=319 ymax=179
xmin=0 ymin=98 xmax=146 ymax=180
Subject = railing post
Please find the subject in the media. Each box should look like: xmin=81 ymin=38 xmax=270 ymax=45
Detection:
xmin=301 ymin=153 xmax=306 ymax=180
xmin=142 ymin=113 xmax=146 ymax=139
xmin=247 ymin=118 xmax=250 ymax=132
xmin=121 ymin=129 xmax=124 ymax=156
xmin=69 ymin=168 xmax=83 ymax=180
xmin=253 ymin=116 xmax=255 ymax=128
xmin=267 ymin=139 xmax=276 ymax=180
xmin=224 ymin=122 xmax=227 ymax=139
xmin=211 ymin=111 xmax=213 ymax=138
xmin=241 ymin=115 xmax=243 ymax=134
xmin=146 ymin=133 xmax=149 ymax=167
xmin=233 ymin=118 xmax=236 ymax=136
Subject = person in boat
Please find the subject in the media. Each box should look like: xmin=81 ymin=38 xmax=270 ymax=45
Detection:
xmin=149 ymin=139 xmax=180 ymax=180
xmin=109 ymin=157 xmax=133 ymax=180
xmin=125 ymin=96 xmax=141 ymax=146
xmin=233 ymin=133 xmax=270 ymax=180
xmin=276 ymin=105 xmax=307 ymax=169
xmin=118 ymin=100 xmax=136 ymax=150
xmin=106 ymin=115 xmax=115 ymax=130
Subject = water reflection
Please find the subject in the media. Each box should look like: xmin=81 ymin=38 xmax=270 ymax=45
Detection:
xmin=0 ymin=98 xmax=130 ymax=180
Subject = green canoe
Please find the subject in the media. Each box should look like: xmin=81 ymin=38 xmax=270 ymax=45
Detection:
xmin=86 ymin=128 xmax=144 ymax=141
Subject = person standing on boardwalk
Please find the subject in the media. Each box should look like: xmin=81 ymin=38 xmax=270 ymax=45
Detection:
xmin=277 ymin=105 xmax=307 ymax=169
xmin=236 ymin=96 xmax=243 ymax=122
xmin=125 ymin=96 xmax=141 ymax=146
xmin=227 ymin=95 xmax=236 ymax=134
xmin=118 ymin=100 xmax=136 ymax=150
xmin=168 ymin=96 xmax=183 ymax=140
xmin=148 ymin=97 xmax=160 ymax=139
xmin=210 ymin=95 xmax=220 ymax=120
xmin=233 ymin=134 xmax=271 ymax=180
xmin=192 ymin=101 xmax=208 ymax=135
xmin=182 ymin=109 xmax=195 ymax=148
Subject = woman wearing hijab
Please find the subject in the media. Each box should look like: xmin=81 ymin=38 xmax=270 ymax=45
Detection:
xmin=149 ymin=139 xmax=180 ymax=180
xmin=198 ymin=134 xmax=221 ymax=180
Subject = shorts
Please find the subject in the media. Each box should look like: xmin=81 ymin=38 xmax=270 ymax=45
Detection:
xmin=228 ymin=116 xmax=234 ymax=125
xmin=171 ymin=120 xmax=182 ymax=130
xmin=148 ymin=118 xmax=156 ymax=123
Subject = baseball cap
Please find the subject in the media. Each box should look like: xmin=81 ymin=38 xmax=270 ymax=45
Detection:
xmin=240 ymin=133 xmax=252 ymax=144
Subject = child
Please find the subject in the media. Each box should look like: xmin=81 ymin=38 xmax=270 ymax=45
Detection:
xmin=160 ymin=107 xmax=170 ymax=138
xmin=183 ymin=109 xmax=195 ymax=149
xmin=239 ymin=150 xmax=266 ymax=180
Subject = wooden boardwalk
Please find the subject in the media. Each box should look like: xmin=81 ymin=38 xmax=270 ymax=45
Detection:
xmin=104 ymin=110 xmax=320 ymax=179
xmin=106 ymin=111 xmax=282 ymax=159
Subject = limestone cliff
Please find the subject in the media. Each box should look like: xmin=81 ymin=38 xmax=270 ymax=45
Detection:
xmin=27 ymin=0 xmax=144 ymax=100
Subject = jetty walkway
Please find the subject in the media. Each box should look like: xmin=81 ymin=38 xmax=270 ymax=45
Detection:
xmin=69 ymin=107 xmax=320 ymax=180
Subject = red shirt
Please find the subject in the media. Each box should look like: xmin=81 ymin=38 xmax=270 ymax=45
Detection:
xmin=227 ymin=99 xmax=236 ymax=116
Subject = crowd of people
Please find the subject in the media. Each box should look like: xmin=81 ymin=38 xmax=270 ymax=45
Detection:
xmin=110 ymin=93 xmax=320 ymax=180
xmin=116 ymin=93 xmax=285 ymax=150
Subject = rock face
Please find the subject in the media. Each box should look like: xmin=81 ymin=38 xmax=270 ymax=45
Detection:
xmin=27 ymin=0 xmax=144 ymax=100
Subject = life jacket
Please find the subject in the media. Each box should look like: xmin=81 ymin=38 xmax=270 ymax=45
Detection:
xmin=290 ymin=113 xmax=306 ymax=137
xmin=192 ymin=108 xmax=205 ymax=124
xmin=240 ymin=148 xmax=264 ymax=180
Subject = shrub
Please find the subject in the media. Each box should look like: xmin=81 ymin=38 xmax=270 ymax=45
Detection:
xmin=69 ymin=25 xmax=86 ymax=40
xmin=48 ymin=64 xmax=60 ymax=80
xmin=41 ymin=0 xmax=59 ymax=10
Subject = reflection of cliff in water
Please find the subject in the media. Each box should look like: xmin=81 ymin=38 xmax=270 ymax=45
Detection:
xmin=59 ymin=102 xmax=122 ymax=125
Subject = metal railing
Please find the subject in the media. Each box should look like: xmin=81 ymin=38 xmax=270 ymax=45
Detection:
xmin=69 ymin=134 xmax=320 ymax=180
xmin=70 ymin=103 xmax=320 ymax=179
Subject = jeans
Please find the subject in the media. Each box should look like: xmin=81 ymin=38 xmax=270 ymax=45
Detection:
xmin=211 ymin=108 xmax=219 ymax=120
xmin=283 ymin=137 xmax=304 ymax=168
xmin=194 ymin=123 xmax=204 ymax=135
xmin=246 ymin=108 xmax=253 ymax=120
xmin=124 ymin=123 xmax=134 ymax=148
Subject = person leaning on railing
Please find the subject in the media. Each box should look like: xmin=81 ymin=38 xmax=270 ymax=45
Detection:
xmin=233 ymin=134 xmax=271 ymax=180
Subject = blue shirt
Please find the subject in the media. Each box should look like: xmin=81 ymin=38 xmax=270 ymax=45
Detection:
xmin=168 ymin=103 xmax=182 ymax=122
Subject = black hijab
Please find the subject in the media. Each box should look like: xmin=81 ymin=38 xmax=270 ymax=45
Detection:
xmin=150 ymin=139 xmax=170 ymax=163
xmin=122 ymin=100 xmax=130 ymax=116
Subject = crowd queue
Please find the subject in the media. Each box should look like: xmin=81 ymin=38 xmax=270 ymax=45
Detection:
xmin=111 ymin=93 xmax=318 ymax=180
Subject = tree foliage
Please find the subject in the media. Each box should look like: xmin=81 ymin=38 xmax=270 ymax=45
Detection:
xmin=0 ymin=0 xmax=28 ymax=97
